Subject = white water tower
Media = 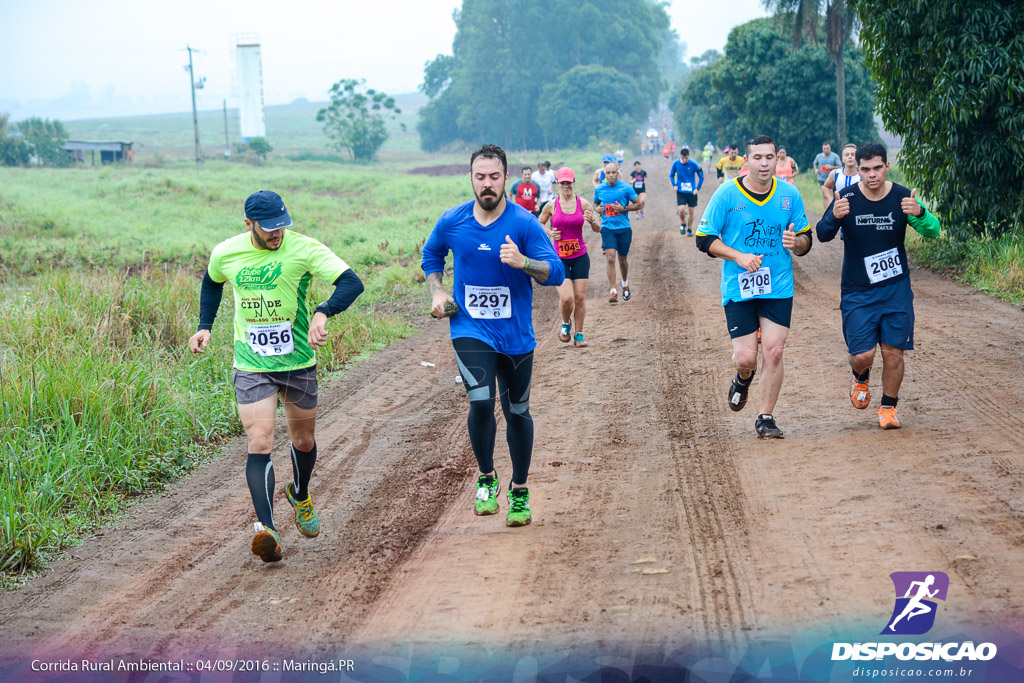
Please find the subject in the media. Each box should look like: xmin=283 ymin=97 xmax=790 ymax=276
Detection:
xmin=235 ymin=34 xmax=266 ymax=141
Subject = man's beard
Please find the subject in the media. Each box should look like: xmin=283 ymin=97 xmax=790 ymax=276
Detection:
xmin=252 ymin=230 xmax=282 ymax=250
xmin=475 ymin=186 xmax=504 ymax=211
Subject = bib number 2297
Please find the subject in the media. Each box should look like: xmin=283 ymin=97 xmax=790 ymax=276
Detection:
xmin=738 ymin=267 xmax=772 ymax=299
xmin=465 ymin=285 xmax=512 ymax=319
xmin=247 ymin=321 xmax=294 ymax=356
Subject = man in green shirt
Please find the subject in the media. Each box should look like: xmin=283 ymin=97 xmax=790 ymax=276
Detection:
xmin=189 ymin=190 xmax=363 ymax=562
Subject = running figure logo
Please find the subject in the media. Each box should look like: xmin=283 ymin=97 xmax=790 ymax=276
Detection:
xmin=881 ymin=571 xmax=949 ymax=635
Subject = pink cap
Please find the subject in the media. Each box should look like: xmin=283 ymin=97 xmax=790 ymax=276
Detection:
xmin=555 ymin=167 xmax=575 ymax=182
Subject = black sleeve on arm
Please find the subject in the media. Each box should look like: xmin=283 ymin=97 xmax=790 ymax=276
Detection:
xmin=315 ymin=269 xmax=364 ymax=317
xmin=816 ymin=203 xmax=841 ymax=243
xmin=198 ymin=270 xmax=224 ymax=331
xmin=797 ymin=229 xmax=813 ymax=256
xmin=695 ymin=234 xmax=720 ymax=257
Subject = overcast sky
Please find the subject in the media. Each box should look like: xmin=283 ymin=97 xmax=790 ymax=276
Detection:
xmin=0 ymin=0 xmax=769 ymax=121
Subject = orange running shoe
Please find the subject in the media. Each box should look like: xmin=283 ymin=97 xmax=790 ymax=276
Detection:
xmin=878 ymin=405 xmax=901 ymax=430
xmin=850 ymin=379 xmax=870 ymax=409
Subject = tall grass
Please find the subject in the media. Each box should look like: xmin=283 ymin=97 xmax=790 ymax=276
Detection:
xmin=0 ymin=266 xmax=415 ymax=575
xmin=907 ymin=228 xmax=1024 ymax=305
xmin=0 ymin=162 xmax=473 ymax=578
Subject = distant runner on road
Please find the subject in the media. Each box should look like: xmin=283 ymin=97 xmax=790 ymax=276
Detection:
xmin=630 ymin=160 xmax=648 ymax=218
xmin=716 ymin=146 xmax=745 ymax=183
xmin=423 ymin=144 xmax=565 ymax=527
xmin=775 ymin=146 xmax=799 ymax=184
xmin=189 ymin=190 xmax=364 ymax=562
xmin=670 ymin=147 xmax=704 ymax=236
xmin=538 ymin=166 xmax=600 ymax=347
xmin=815 ymin=142 xmax=940 ymax=430
xmin=533 ymin=161 xmax=556 ymax=214
xmin=593 ymin=160 xmax=640 ymax=304
xmin=509 ymin=166 xmax=540 ymax=217
xmin=814 ymin=142 xmax=842 ymax=209
xmin=824 ymin=143 xmax=861 ymax=194
xmin=702 ymin=141 xmax=716 ymax=173
xmin=695 ymin=135 xmax=813 ymax=439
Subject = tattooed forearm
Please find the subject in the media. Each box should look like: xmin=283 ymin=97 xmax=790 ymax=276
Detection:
xmin=523 ymin=259 xmax=550 ymax=283
xmin=426 ymin=271 xmax=444 ymax=293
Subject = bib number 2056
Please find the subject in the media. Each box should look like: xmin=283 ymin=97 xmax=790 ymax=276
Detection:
xmin=465 ymin=285 xmax=512 ymax=319
xmin=247 ymin=321 xmax=294 ymax=356
xmin=738 ymin=267 xmax=772 ymax=299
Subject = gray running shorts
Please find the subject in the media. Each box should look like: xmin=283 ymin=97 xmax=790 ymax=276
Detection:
xmin=232 ymin=368 xmax=318 ymax=410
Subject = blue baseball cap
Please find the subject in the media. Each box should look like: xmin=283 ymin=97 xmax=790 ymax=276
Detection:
xmin=601 ymin=154 xmax=614 ymax=163
xmin=244 ymin=190 xmax=292 ymax=231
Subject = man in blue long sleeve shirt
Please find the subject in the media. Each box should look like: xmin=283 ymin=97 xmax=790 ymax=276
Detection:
xmin=422 ymin=144 xmax=564 ymax=528
xmin=670 ymin=147 xmax=704 ymax=235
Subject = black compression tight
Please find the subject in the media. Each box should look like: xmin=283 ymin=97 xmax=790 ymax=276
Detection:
xmin=451 ymin=337 xmax=534 ymax=486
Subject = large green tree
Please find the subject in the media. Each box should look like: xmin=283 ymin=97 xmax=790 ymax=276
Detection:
xmin=857 ymin=1 xmax=1024 ymax=236
xmin=418 ymin=0 xmax=670 ymax=151
xmin=316 ymin=79 xmax=403 ymax=162
xmin=674 ymin=18 xmax=877 ymax=169
xmin=0 ymin=113 xmax=30 ymax=166
xmin=537 ymin=65 xmax=641 ymax=148
xmin=16 ymin=117 xmax=69 ymax=167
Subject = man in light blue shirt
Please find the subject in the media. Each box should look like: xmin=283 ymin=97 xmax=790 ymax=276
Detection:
xmin=592 ymin=161 xmax=640 ymax=303
xmin=695 ymin=135 xmax=813 ymax=439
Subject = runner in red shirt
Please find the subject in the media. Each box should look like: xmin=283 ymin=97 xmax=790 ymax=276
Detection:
xmin=508 ymin=166 xmax=540 ymax=216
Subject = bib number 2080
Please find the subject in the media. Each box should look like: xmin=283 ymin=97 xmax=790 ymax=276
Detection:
xmin=864 ymin=248 xmax=903 ymax=284
xmin=465 ymin=285 xmax=512 ymax=319
xmin=247 ymin=322 xmax=294 ymax=356
xmin=738 ymin=267 xmax=772 ymax=299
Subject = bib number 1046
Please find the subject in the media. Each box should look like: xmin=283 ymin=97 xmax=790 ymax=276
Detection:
xmin=247 ymin=322 xmax=294 ymax=356
xmin=738 ymin=267 xmax=772 ymax=299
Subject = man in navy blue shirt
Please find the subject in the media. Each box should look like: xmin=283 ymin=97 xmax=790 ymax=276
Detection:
xmin=422 ymin=144 xmax=564 ymax=528
xmin=816 ymin=142 xmax=940 ymax=430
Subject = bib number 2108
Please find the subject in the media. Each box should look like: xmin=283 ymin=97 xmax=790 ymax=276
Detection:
xmin=738 ymin=267 xmax=772 ymax=299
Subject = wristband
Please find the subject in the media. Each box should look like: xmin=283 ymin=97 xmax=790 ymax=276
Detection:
xmin=524 ymin=257 xmax=530 ymax=270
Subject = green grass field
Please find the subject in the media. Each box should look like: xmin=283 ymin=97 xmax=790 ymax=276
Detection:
xmin=66 ymin=92 xmax=429 ymax=160
xmin=0 ymin=159 xmax=480 ymax=580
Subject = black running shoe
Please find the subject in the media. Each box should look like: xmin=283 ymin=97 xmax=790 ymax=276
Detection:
xmin=755 ymin=414 xmax=785 ymax=439
xmin=728 ymin=371 xmax=755 ymax=412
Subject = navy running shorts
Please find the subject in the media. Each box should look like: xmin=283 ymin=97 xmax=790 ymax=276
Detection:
xmin=561 ymin=251 xmax=591 ymax=281
xmin=840 ymin=278 xmax=915 ymax=355
xmin=676 ymin=191 xmax=698 ymax=207
xmin=600 ymin=228 xmax=632 ymax=256
xmin=723 ymin=297 xmax=794 ymax=339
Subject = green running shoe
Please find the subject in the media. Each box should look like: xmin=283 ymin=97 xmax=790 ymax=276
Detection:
xmin=506 ymin=487 xmax=532 ymax=527
xmin=285 ymin=482 xmax=320 ymax=538
xmin=474 ymin=473 xmax=500 ymax=516
xmin=251 ymin=523 xmax=282 ymax=563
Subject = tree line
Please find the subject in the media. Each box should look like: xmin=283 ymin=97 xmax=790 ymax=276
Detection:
xmin=672 ymin=16 xmax=878 ymax=173
xmin=416 ymin=0 xmax=675 ymax=151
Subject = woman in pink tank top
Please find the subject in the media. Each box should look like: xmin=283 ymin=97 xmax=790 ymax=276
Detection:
xmin=537 ymin=167 xmax=600 ymax=347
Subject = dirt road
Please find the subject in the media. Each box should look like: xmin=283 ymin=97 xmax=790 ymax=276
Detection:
xmin=2 ymin=159 xmax=1023 ymax=667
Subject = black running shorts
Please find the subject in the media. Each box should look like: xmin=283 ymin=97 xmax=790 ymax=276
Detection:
xmin=723 ymin=297 xmax=793 ymax=339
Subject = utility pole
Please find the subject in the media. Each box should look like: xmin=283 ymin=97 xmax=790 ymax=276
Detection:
xmin=223 ymin=98 xmax=230 ymax=160
xmin=184 ymin=45 xmax=204 ymax=166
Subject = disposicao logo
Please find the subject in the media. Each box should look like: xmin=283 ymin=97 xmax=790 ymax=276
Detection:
xmin=882 ymin=571 xmax=947 ymax=635
xmin=831 ymin=571 xmax=997 ymax=662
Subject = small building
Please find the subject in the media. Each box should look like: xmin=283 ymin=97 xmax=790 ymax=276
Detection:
xmin=64 ymin=140 xmax=134 ymax=165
